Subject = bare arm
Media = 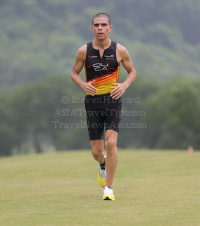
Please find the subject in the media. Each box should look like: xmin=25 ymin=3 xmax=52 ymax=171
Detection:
xmin=110 ymin=44 xmax=136 ymax=99
xmin=71 ymin=45 xmax=97 ymax=95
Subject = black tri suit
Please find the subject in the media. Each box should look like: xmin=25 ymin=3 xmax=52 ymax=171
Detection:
xmin=84 ymin=41 xmax=122 ymax=140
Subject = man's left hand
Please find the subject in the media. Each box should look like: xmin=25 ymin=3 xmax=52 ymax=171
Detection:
xmin=110 ymin=83 xmax=127 ymax=99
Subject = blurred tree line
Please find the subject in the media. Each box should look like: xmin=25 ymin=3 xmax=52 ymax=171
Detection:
xmin=1 ymin=0 xmax=200 ymax=156
xmin=0 ymin=0 xmax=200 ymax=87
xmin=0 ymin=74 xmax=199 ymax=156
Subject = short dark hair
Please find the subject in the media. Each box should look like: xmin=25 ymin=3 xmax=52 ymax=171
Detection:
xmin=92 ymin=13 xmax=111 ymax=25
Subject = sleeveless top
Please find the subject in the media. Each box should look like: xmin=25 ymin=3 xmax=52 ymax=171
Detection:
xmin=84 ymin=41 xmax=120 ymax=95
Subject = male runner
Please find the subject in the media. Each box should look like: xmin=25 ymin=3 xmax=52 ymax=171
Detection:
xmin=71 ymin=13 xmax=136 ymax=200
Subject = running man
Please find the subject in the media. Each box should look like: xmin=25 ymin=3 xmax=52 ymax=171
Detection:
xmin=71 ymin=13 xmax=136 ymax=200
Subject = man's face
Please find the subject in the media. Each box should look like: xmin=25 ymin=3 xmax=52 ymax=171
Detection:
xmin=92 ymin=17 xmax=112 ymax=40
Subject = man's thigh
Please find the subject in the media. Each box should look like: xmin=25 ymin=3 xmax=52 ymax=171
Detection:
xmin=85 ymin=95 xmax=105 ymax=140
xmin=105 ymin=98 xmax=122 ymax=133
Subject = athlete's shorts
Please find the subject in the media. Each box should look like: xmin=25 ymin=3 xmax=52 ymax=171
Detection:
xmin=84 ymin=93 xmax=122 ymax=140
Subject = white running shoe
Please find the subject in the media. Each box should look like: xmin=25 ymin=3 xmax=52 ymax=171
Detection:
xmin=98 ymin=156 xmax=106 ymax=188
xmin=102 ymin=186 xmax=115 ymax=200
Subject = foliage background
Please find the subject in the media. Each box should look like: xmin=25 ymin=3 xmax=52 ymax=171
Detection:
xmin=0 ymin=0 xmax=200 ymax=156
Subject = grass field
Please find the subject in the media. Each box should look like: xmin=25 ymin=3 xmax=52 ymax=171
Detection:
xmin=0 ymin=150 xmax=199 ymax=226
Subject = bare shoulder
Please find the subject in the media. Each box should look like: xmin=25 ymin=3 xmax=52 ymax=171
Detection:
xmin=116 ymin=43 xmax=130 ymax=61
xmin=76 ymin=44 xmax=87 ymax=61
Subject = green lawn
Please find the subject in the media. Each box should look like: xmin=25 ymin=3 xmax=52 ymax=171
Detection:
xmin=0 ymin=150 xmax=199 ymax=226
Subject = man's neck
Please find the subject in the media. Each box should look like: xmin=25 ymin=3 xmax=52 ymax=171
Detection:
xmin=93 ymin=38 xmax=111 ymax=50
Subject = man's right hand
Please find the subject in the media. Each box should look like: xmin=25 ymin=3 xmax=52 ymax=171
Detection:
xmin=81 ymin=80 xmax=97 ymax=96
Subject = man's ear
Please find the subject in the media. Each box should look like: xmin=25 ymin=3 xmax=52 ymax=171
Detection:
xmin=91 ymin=26 xmax=94 ymax=33
xmin=109 ymin=25 xmax=113 ymax=33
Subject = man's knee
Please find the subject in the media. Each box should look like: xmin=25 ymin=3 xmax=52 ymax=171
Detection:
xmin=92 ymin=148 xmax=103 ymax=158
xmin=105 ymin=140 xmax=117 ymax=152
xmin=105 ymin=130 xmax=118 ymax=150
xmin=90 ymin=140 xmax=104 ymax=158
